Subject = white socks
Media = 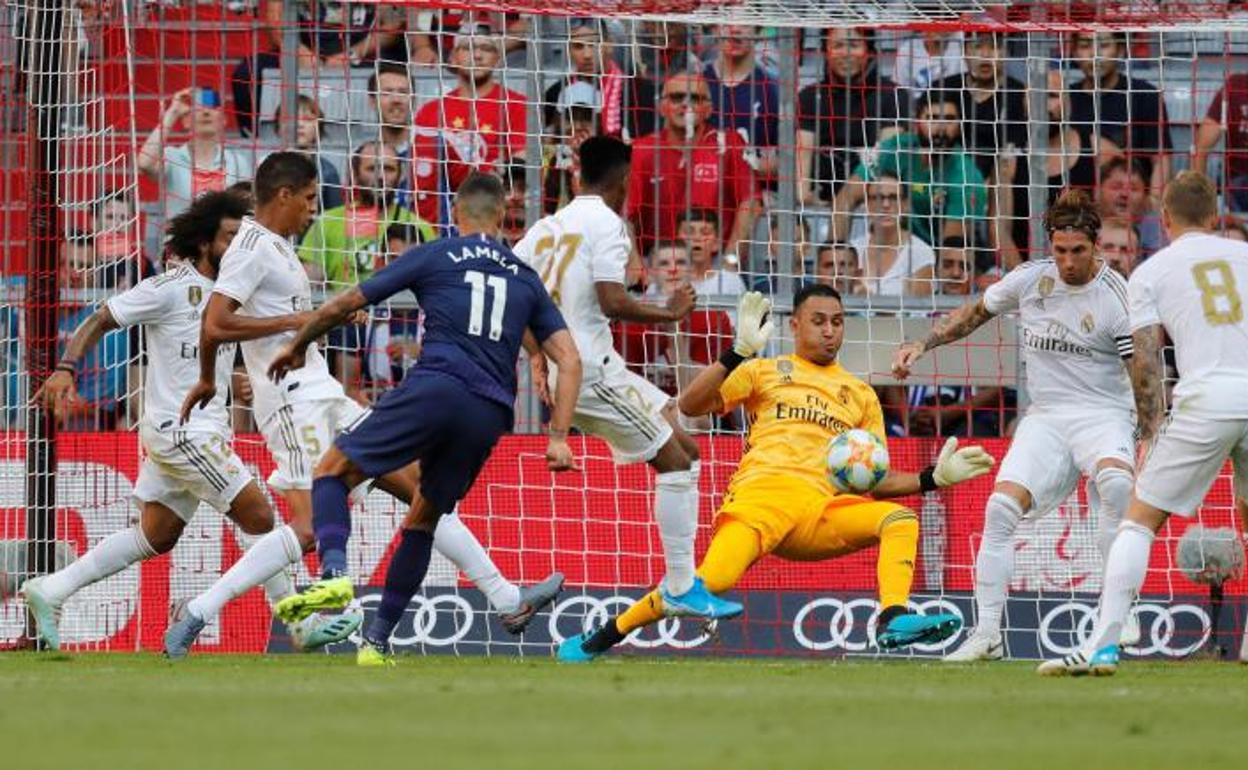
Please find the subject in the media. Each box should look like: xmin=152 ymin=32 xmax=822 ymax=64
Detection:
xmin=1092 ymin=467 xmax=1134 ymax=562
xmin=187 ymin=524 xmax=301 ymax=622
xmin=433 ymin=511 xmax=520 ymax=614
xmin=236 ymin=530 xmax=296 ymax=606
xmin=39 ymin=526 xmax=157 ymax=606
xmin=655 ymin=466 xmax=698 ymax=596
xmin=1082 ymin=520 xmax=1154 ymax=655
xmin=972 ymin=492 xmax=1024 ymax=636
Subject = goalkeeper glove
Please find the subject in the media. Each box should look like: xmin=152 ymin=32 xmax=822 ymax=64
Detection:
xmin=932 ymin=436 xmax=996 ymax=487
xmin=733 ymin=291 xmax=774 ymax=357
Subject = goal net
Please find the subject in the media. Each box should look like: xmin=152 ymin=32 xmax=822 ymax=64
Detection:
xmin=2 ymin=0 xmax=1246 ymax=661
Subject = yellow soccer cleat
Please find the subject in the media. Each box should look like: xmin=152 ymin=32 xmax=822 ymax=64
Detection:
xmin=357 ymin=640 xmax=395 ymax=668
xmin=274 ymin=576 xmax=354 ymax=624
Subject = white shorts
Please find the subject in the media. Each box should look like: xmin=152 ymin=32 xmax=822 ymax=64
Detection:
xmin=574 ymin=368 xmax=674 ymax=464
xmin=261 ymin=396 xmax=369 ymax=491
xmin=997 ymin=410 xmax=1135 ymax=516
xmin=1135 ymin=412 xmax=1248 ymax=517
xmin=134 ymin=423 xmax=253 ymax=522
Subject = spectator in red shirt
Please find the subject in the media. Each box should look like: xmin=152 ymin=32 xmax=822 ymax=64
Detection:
xmin=411 ymin=25 xmax=527 ymax=226
xmin=1194 ymin=72 xmax=1248 ymax=213
xmin=628 ymin=73 xmax=760 ymax=262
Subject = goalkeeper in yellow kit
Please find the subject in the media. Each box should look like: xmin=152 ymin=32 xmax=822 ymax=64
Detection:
xmin=558 ymin=284 xmax=996 ymax=660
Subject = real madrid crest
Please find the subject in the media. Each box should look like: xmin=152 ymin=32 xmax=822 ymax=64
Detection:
xmin=777 ymin=358 xmax=794 ymax=384
xmin=187 ymin=285 xmax=203 ymax=306
xmin=838 ymin=384 xmax=851 ymax=405
xmin=1038 ymin=276 xmax=1055 ymax=298
xmin=1081 ymin=313 xmax=1095 ymax=333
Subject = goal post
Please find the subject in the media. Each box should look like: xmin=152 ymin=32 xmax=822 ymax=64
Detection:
xmin=1 ymin=0 xmax=1246 ymax=659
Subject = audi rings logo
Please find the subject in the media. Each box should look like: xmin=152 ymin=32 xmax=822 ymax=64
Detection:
xmin=791 ymin=598 xmax=964 ymax=654
xmin=547 ymin=595 xmax=714 ymax=650
xmin=1038 ymin=601 xmax=1210 ymax=658
xmin=358 ymin=593 xmax=477 ymax=647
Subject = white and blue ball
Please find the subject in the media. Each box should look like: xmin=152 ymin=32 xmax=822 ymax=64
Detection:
xmin=825 ymin=429 xmax=890 ymax=494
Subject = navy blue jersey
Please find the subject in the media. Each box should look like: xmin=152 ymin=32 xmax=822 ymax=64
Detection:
xmin=359 ymin=234 xmax=566 ymax=408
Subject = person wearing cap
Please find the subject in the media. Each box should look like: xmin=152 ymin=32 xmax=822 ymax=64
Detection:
xmin=410 ymin=24 xmax=527 ymax=226
xmin=541 ymin=81 xmax=601 ymax=213
xmin=544 ymin=18 xmax=658 ymax=142
xmin=137 ymin=86 xmax=257 ymax=219
xmin=628 ymin=73 xmax=760 ymax=262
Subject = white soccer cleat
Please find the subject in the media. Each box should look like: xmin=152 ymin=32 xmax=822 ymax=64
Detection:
xmin=1037 ymin=645 xmax=1119 ymax=677
xmin=1120 ymin=609 xmax=1142 ymax=648
xmin=942 ymin=629 xmax=1004 ymax=662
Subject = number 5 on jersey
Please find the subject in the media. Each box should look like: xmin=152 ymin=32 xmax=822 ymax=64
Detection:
xmin=465 ymin=269 xmax=508 ymax=341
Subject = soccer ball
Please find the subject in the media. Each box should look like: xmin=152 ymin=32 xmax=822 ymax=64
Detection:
xmin=826 ymin=429 xmax=890 ymax=494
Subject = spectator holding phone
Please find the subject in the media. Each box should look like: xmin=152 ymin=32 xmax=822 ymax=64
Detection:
xmin=137 ymin=86 xmax=256 ymax=217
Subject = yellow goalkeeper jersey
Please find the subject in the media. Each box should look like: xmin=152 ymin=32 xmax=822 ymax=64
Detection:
xmin=719 ymin=354 xmax=886 ymax=497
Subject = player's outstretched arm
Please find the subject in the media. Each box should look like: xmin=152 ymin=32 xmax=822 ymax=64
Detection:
xmin=267 ymin=287 xmax=368 ymax=382
xmin=540 ymin=329 xmax=582 ymax=472
xmin=33 ymin=304 xmax=120 ymax=419
xmin=679 ymin=291 xmax=773 ymax=418
xmin=1128 ymin=323 xmax=1167 ymax=446
xmin=892 ymin=298 xmax=994 ymax=380
xmin=596 ymin=281 xmax=695 ymax=324
xmin=872 ymin=437 xmax=996 ymax=499
xmin=201 ymin=292 xmax=309 ymax=345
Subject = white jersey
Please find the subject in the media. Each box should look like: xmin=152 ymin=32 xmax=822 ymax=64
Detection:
xmin=513 ymin=195 xmax=629 ymax=384
xmin=1128 ymin=231 xmax=1248 ymax=419
xmin=213 ymin=217 xmax=343 ymax=425
xmin=983 ymin=259 xmax=1134 ymax=416
xmin=105 ymin=263 xmax=233 ymax=432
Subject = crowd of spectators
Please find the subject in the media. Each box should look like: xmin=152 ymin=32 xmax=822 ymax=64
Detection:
xmin=22 ymin=7 xmax=1248 ymax=438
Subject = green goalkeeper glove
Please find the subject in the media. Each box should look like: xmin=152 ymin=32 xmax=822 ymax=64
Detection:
xmin=733 ymin=291 xmax=774 ymax=357
xmin=933 ymin=437 xmax=996 ymax=487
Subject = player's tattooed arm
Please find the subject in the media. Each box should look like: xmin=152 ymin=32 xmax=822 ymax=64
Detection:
xmin=266 ymin=288 xmax=368 ymax=383
xmin=34 ymin=305 xmax=120 ymax=414
xmin=922 ymin=298 xmax=994 ymax=351
xmin=1128 ymin=323 xmax=1166 ymax=443
xmin=892 ymin=298 xmax=994 ymax=380
xmin=286 ymin=287 xmax=368 ymax=354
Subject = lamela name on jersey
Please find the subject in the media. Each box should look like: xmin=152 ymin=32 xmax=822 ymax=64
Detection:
xmin=447 ymin=242 xmax=521 ymax=274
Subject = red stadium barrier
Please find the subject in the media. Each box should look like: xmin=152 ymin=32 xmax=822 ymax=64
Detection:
xmin=1 ymin=432 xmax=1242 ymax=653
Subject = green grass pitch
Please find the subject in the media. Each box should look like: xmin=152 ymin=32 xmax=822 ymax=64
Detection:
xmin=2 ymin=653 xmax=1245 ymax=769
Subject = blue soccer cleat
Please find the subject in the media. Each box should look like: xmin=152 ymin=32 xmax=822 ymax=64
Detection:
xmin=660 ymin=577 xmax=744 ymax=620
xmin=557 ymin=631 xmax=602 ymax=663
xmin=876 ymin=611 xmax=962 ymax=650
xmin=164 ymin=610 xmax=207 ymax=660
xmin=1037 ymin=645 xmax=1120 ymax=677
xmin=290 ymin=610 xmax=363 ymax=652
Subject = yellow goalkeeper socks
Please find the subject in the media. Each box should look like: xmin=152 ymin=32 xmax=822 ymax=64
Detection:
xmin=876 ymin=509 xmax=919 ymax=610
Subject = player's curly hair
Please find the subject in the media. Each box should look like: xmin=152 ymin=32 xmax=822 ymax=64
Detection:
xmin=165 ymin=190 xmax=250 ymax=261
xmin=1044 ymin=188 xmax=1101 ymax=243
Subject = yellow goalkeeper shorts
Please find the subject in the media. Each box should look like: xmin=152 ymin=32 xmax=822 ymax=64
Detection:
xmin=717 ymin=476 xmax=909 ymax=561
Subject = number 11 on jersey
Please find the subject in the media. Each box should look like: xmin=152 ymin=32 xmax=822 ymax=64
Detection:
xmin=465 ymin=270 xmax=508 ymax=341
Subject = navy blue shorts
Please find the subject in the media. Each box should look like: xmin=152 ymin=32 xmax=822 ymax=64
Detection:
xmin=334 ymin=371 xmax=511 ymax=513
